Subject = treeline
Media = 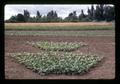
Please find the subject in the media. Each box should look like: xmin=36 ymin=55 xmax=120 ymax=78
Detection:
xmin=5 ymin=4 xmax=115 ymax=23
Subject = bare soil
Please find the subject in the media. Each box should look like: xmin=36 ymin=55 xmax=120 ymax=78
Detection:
xmin=5 ymin=35 xmax=115 ymax=79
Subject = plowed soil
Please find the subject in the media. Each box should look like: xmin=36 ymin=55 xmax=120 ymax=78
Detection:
xmin=5 ymin=35 xmax=115 ymax=79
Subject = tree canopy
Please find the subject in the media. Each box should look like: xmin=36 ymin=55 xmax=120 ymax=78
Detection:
xmin=6 ymin=5 xmax=114 ymax=23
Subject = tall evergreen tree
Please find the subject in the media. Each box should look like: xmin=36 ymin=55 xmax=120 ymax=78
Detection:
xmin=94 ymin=5 xmax=101 ymax=21
xmin=91 ymin=5 xmax=94 ymax=20
xmin=94 ymin=4 xmax=105 ymax=21
xmin=79 ymin=9 xmax=86 ymax=21
xmin=87 ymin=5 xmax=94 ymax=21
xmin=73 ymin=11 xmax=78 ymax=21
xmin=6 ymin=5 xmax=114 ymax=23
xmin=47 ymin=10 xmax=59 ymax=22
xmin=104 ymin=6 xmax=115 ymax=22
xmin=54 ymin=11 xmax=58 ymax=18
xmin=99 ymin=4 xmax=105 ymax=20
xmin=87 ymin=8 xmax=91 ymax=20
xmin=24 ymin=10 xmax=30 ymax=22
xmin=36 ymin=11 xmax=41 ymax=18
xmin=36 ymin=11 xmax=42 ymax=22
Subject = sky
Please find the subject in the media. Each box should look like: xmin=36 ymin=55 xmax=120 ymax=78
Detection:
xmin=4 ymin=4 xmax=113 ymax=20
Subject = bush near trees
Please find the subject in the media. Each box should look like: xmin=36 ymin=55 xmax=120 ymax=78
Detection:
xmin=64 ymin=11 xmax=79 ymax=22
xmin=5 ymin=15 xmax=17 ymax=22
xmin=16 ymin=14 xmax=25 ymax=22
xmin=6 ymin=4 xmax=115 ymax=23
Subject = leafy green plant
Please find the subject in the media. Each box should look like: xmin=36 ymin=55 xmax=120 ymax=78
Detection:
xmin=5 ymin=25 xmax=113 ymax=30
xmin=5 ymin=30 xmax=115 ymax=37
xmin=8 ymin=51 xmax=103 ymax=75
xmin=27 ymin=41 xmax=87 ymax=51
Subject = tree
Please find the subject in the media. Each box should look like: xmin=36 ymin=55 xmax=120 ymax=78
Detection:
xmin=24 ymin=10 xmax=30 ymax=22
xmin=93 ymin=4 xmax=115 ymax=22
xmin=64 ymin=11 xmax=78 ymax=22
xmin=91 ymin=5 xmax=94 ymax=19
xmin=94 ymin=5 xmax=101 ymax=21
xmin=104 ymin=6 xmax=115 ymax=22
xmin=47 ymin=10 xmax=59 ymax=22
xmin=7 ymin=15 xmax=17 ymax=22
xmin=94 ymin=4 xmax=105 ymax=21
xmin=36 ymin=11 xmax=42 ymax=22
xmin=79 ymin=9 xmax=86 ymax=21
xmin=87 ymin=5 xmax=94 ymax=21
xmin=72 ymin=11 xmax=78 ymax=22
xmin=16 ymin=13 xmax=25 ymax=22
xmin=6 ymin=6 xmax=115 ymax=23
xmin=36 ymin=11 xmax=41 ymax=18
xmin=54 ymin=11 xmax=58 ymax=18
xmin=87 ymin=8 xmax=91 ymax=20
xmin=99 ymin=4 xmax=105 ymax=20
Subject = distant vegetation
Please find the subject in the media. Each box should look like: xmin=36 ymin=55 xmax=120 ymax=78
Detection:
xmin=5 ymin=4 xmax=115 ymax=23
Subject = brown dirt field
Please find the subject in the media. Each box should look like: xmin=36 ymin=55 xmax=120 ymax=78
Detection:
xmin=5 ymin=22 xmax=112 ymax=27
xmin=5 ymin=35 xmax=115 ymax=79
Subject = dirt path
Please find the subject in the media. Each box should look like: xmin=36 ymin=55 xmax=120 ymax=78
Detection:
xmin=5 ymin=36 xmax=115 ymax=79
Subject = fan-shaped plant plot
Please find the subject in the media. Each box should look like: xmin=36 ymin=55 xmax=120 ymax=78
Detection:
xmin=27 ymin=41 xmax=87 ymax=51
xmin=8 ymin=51 xmax=103 ymax=75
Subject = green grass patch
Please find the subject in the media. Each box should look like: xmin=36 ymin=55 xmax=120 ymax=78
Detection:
xmin=27 ymin=41 xmax=87 ymax=51
xmin=8 ymin=51 xmax=103 ymax=75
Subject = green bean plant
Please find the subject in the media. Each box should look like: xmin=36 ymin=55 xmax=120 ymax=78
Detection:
xmin=27 ymin=41 xmax=87 ymax=51
xmin=8 ymin=51 xmax=103 ymax=75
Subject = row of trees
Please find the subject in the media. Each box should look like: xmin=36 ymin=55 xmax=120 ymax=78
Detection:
xmin=5 ymin=4 xmax=115 ymax=23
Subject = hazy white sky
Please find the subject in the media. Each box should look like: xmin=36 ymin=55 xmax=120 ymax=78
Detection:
xmin=5 ymin=4 xmax=113 ymax=20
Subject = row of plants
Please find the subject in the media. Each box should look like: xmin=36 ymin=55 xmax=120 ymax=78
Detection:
xmin=5 ymin=30 xmax=115 ymax=37
xmin=8 ymin=51 xmax=103 ymax=75
xmin=5 ymin=25 xmax=113 ymax=30
xmin=27 ymin=41 xmax=87 ymax=51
